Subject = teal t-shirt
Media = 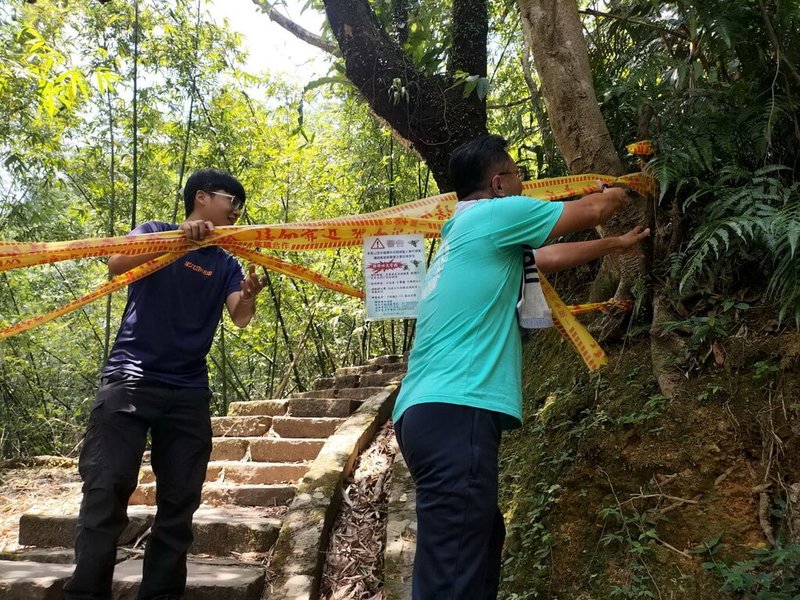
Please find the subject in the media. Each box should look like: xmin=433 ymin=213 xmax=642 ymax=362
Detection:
xmin=393 ymin=195 xmax=564 ymax=429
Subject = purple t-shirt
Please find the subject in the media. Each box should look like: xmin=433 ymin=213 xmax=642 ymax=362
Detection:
xmin=103 ymin=221 xmax=244 ymax=387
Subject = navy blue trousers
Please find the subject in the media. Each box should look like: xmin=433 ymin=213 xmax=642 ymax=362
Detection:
xmin=63 ymin=374 xmax=212 ymax=600
xmin=395 ymin=402 xmax=505 ymax=600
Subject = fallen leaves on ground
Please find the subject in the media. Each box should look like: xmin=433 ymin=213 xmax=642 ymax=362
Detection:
xmin=320 ymin=421 xmax=397 ymax=600
xmin=0 ymin=458 xmax=82 ymax=552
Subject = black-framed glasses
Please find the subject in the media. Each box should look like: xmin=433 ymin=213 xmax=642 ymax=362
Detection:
xmin=497 ymin=165 xmax=530 ymax=182
xmin=208 ymin=190 xmax=244 ymax=211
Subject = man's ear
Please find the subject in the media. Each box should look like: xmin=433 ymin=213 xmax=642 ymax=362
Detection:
xmin=490 ymin=174 xmax=503 ymax=197
xmin=195 ymin=190 xmax=208 ymax=208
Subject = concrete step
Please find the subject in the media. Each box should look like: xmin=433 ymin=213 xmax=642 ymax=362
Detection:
xmin=0 ymin=548 xmax=81 ymax=564
xmin=130 ymin=483 xmax=296 ymax=507
xmin=200 ymin=483 xmax=297 ymax=507
xmin=18 ymin=506 xmax=282 ymax=555
xmin=382 ymin=361 xmax=408 ymax=373
xmin=227 ymin=399 xmax=287 ymax=417
xmin=336 ymin=386 xmax=386 ymax=400
xmin=334 ymin=364 xmax=379 ymax=377
xmin=332 ymin=374 xmax=360 ymax=388
xmin=287 ymin=397 xmax=358 ymax=418
xmin=367 ymin=354 xmax=405 ymax=366
xmin=211 ymin=437 xmax=324 ymax=462
xmin=111 ymin=558 xmax=265 ymax=599
xmin=359 ymin=371 xmax=404 ymax=387
xmin=0 ymin=559 xmax=74 ymax=599
xmin=212 ymin=415 xmax=272 ymax=437
xmin=288 ymin=388 xmax=337 ymax=399
xmin=0 ymin=559 xmax=265 ymax=600
xmin=19 ymin=506 xmax=152 ymax=548
xmin=270 ymin=416 xmax=345 ymax=438
xmin=312 ymin=376 xmax=335 ymax=390
xmin=139 ymin=462 xmax=308 ymax=485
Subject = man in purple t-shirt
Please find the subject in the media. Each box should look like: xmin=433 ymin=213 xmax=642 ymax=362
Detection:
xmin=64 ymin=169 xmax=265 ymax=600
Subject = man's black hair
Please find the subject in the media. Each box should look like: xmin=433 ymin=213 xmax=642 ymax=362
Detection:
xmin=183 ymin=169 xmax=247 ymax=216
xmin=449 ymin=134 xmax=511 ymax=200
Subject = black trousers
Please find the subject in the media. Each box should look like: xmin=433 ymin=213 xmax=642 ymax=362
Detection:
xmin=395 ymin=402 xmax=505 ymax=600
xmin=63 ymin=374 xmax=212 ymax=600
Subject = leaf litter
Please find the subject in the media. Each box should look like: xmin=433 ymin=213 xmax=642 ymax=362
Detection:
xmin=320 ymin=421 xmax=398 ymax=600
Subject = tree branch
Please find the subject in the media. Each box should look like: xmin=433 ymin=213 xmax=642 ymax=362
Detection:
xmin=251 ymin=0 xmax=341 ymax=57
xmin=486 ymin=95 xmax=532 ymax=110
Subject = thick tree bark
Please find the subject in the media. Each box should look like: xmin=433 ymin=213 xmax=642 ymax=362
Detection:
xmin=518 ymin=0 xmax=622 ymax=176
xmin=321 ymin=0 xmax=488 ymax=190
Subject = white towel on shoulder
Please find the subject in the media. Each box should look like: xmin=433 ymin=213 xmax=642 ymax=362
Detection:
xmin=517 ymin=246 xmax=552 ymax=329
xmin=452 ymin=201 xmax=552 ymax=330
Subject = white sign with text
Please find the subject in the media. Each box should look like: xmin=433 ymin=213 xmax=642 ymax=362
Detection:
xmin=363 ymin=234 xmax=426 ymax=320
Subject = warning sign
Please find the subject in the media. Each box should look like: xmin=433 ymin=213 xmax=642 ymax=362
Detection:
xmin=363 ymin=234 xmax=425 ymax=320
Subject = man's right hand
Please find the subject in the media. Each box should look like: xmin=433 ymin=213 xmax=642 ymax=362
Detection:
xmin=600 ymin=185 xmax=630 ymax=211
xmin=180 ymin=219 xmax=215 ymax=243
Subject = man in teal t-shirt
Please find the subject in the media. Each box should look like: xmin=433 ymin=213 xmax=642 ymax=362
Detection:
xmin=393 ymin=135 xmax=649 ymax=599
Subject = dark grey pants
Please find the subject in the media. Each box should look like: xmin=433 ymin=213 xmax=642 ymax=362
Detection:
xmin=395 ymin=402 xmax=505 ymax=600
xmin=63 ymin=374 xmax=212 ymax=600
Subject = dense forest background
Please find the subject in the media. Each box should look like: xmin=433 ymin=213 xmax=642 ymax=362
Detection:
xmin=1 ymin=0 xmax=799 ymax=597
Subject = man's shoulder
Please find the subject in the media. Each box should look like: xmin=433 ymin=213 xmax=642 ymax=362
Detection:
xmin=131 ymin=221 xmax=177 ymax=235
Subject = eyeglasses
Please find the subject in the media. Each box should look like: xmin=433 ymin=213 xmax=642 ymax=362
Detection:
xmin=496 ymin=165 xmax=530 ymax=182
xmin=208 ymin=191 xmax=244 ymax=211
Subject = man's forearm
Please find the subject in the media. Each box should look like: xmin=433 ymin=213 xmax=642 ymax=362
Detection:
xmin=108 ymin=252 xmax=164 ymax=275
xmin=535 ymin=237 xmax=621 ymax=274
xmin=229 ymin=295 xmax=256 ymax=327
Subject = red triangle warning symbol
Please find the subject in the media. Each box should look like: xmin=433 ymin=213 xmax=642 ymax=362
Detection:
xmin=370 ymin=239 xmax=385 ymax=249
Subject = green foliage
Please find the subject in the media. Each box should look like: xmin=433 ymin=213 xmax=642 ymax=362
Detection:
xmin=0 ymin=0 xmax=430 ymax=459
xmin=584 ymin=0 xmax=800 ymax=329
xmin=675 ymin=166 xmax=800 ymax=325
xmin=599 ymin=500 xmax=663 ymax=599
xmin=704 ymin=542 xmax=800 ymax=599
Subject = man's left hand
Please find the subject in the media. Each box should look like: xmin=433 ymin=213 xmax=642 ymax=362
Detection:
xmin=240 ymin=265 xmax=266 ymax=302
xmin=613 ymin=225 xmax=650 ymax=255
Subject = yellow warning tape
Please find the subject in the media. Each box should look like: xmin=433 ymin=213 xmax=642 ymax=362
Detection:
xmin=0 ymin=153 xmax=655 ymax=370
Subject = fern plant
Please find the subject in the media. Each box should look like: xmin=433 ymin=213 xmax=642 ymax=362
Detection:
xmin=673 ymin=165 xmax=800 ymax=325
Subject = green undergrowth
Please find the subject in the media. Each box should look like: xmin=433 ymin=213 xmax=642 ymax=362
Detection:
xmin=497 ymin=323 xmax=800 ymax=600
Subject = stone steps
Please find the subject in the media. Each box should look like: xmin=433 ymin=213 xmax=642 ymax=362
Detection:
xmin=212 ymin=415 xmax=273 ymax=437
xmin=9 ymin=356 xmax=408 ymax=599
xmin=287 ymin=397 xmax=360 ymax=418
xmin=139 ymin=461 xmax=309 ymax=485
xmin=0 ymin=558 xmax=265 ymax=600
xmin=337 ymin=386 xmax=387 ymax=400
xmin=130 ymin=482 xmax=297 ymax=507
xmin=17 ymin=506 xmax=282 ymax=556
xmin=227 ymin=399 xmax=288 ymax=417
xmin=211 ymin=437 xmax=326 ymax=462
xmin=271 ymin=416 xmax=345 ymax=438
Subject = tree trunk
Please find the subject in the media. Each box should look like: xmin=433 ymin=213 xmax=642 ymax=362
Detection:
xmin=518 ymin=0 xmax=622 ymax=176
xmin=519 ymin=0 xmax=646 ymax=323
xmin=322 ymin=0 xmax=488 ymax=189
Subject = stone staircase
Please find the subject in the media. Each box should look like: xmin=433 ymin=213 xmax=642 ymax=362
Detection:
xmin=0 ymin=356 xmax=406 ymax=599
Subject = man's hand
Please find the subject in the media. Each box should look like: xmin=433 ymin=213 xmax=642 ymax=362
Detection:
xmin=612 ymin=225 xmax=651 ymax=256
xmin=179 ymin=219 xmax=215 ymax=243
xmin=227 ymin=265 xmax=266 ymax=327
xmin=240 ymin=265 xmax=266 ymax=303
xmin=600 ymin=185 xmax=630 ymax=210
